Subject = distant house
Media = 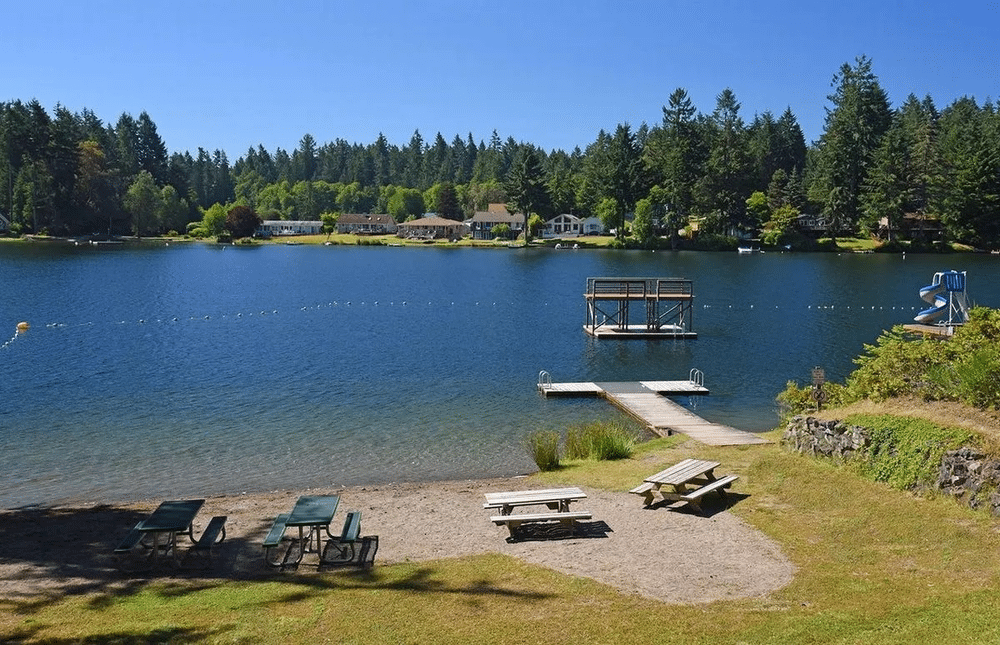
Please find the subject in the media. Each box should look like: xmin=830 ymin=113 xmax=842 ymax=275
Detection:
xmin=396 ymin=216 xmax=468 ymax=240
xmin=336 ymin=213 xmax=398 ymax=235
xmin=542 ymin=214 xmax=606 ymax=237
xmin=878 ymin=213 xmax=943 ymax=241
xmin=257 ymin=220 xmax=323 ymax=236
xmin=0 ymin=211 xmax=9 ymax=233
xmin=795 ymin=213 xmax=828 ymax=235
xmin=469 ymin=204 xmax=525 ymax=240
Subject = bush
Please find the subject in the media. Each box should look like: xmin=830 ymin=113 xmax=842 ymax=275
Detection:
xmin=776 ymin=380 xmax=849 ymax=420
xmin=527 ymin=431 xmax=560 ymax=471
xmin=564 ymin=421 xmax=637 ymax=460
xmin=845 ymin=414 xmax=974 ymax=489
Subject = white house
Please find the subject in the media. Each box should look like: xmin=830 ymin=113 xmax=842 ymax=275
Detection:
xmin=542 ymin=214 xmax=605 ymax=237
xmin=257 ymin=220 xmax=324 ymax=236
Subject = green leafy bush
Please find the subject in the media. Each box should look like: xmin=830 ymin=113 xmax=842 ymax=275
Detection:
xmin=778 ymin=308 xmax=1000 ymax=413
xmin=527 ymin=430 xmax=560 ymax=471
xmin=845 ymin=414 xmax=974 ymax=489
xmin=776 ymin=380 xmax=849 ymax=420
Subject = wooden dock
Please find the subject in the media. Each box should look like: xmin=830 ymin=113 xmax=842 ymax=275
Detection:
xmin=538 ymin=376 xmax=767 ymax=446
xmin=584 ymin=277 xmax=696 ymax=339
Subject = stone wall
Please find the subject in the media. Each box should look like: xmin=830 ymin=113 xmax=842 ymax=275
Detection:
xmin=782 ymin=415 xmax=1000 ymax=516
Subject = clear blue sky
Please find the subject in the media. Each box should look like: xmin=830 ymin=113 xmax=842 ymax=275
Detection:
xmin=3 ymin=0 xmax=998 ymax=160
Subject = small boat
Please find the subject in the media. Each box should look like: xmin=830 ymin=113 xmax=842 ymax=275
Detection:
xmin=737 ymin=246 xmax=757 ymax=254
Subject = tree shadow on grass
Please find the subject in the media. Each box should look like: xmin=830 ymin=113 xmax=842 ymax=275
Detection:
xmin=0 ymin=504 xmax=556 ymax=621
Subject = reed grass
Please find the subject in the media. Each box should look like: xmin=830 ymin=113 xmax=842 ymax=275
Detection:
xmin=526 ymin=430 xmax=560 ymax=471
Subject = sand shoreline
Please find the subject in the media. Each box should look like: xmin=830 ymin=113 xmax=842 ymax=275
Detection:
xmin=0 ymin=475 xmax=795 ymax=604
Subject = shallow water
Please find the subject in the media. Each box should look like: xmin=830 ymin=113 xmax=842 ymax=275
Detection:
xmin=1 ymin=242 xmax=996 ymax=508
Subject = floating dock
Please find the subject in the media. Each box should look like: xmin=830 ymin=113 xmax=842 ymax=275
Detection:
xmin=584 ymin=277 xmax=696 ymax=339
xmin=538 ymin=371 xmax=767 ymax=446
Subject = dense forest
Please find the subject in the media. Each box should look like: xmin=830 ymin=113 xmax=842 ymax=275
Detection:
xmin=2 ymin=56 xmax=999 ymax=247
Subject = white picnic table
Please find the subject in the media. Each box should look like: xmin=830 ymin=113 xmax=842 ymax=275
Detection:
xmin=630 ymin=458 xmax=739 ymax=514
xmin=484 ymin=487 xmax=592 ymax=539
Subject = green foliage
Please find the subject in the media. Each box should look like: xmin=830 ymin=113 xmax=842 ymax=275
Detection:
xmin=776 ymin=379 xmax=849 ymax=419
xmin=526 ymin=430 xmax=560 ymax=471
xmin=844 ymin=308 xmax=1000 ymax=408
xmin=564 ymin=420 xmax=637 ymax=460
xmin=491 ymin=223 xmax=511 ymax=239
xmin=845 ymin=413 xmax=974 ymax=489
xmin=632 ymin=197 xmax=655 ymax=247
xmin=778 ymin=308 xmax=1000 ymax=416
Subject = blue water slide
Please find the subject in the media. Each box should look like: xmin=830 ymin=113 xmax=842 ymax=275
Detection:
xmin=915 ymin=282 xmax=948 ymax=323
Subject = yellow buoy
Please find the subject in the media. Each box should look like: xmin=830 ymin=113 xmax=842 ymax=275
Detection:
xmin=16 ymin=321 xmax=29 ymax=332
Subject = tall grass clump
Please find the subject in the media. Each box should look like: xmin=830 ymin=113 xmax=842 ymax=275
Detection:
xmin=527 ymin=430 xmax=560 ymax=471
xmin=565 ymin=421 xmax=637 ymax=460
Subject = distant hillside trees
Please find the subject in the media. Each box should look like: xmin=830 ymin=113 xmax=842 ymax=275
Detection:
xmin=2 ymin=55 xmax=1000 ymax=247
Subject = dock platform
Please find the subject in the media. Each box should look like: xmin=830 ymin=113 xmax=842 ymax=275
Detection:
xmin=537 ymin=372 xmax=767 ymax=446
xmin=584 ymin=277 xmax=696 ymax=339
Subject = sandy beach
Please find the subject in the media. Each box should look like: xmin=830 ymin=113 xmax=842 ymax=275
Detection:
xmin=0 ymin=475 xmax=794 ymax=604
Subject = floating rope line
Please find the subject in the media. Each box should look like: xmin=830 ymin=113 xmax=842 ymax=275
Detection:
xmin=1 ymin=322 xmax=29 ymax=350
xmin=19 ymin=299 xmax=935 ymax=334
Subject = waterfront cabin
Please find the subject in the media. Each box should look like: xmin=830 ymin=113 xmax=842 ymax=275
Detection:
xmin=257 ymin=220 xmax=323 ymax=236
xmin=469 ymin=204 xmax=525 ymax=240
xmin=397 ymin=216 xmax=468 ymax=240
xmin=542 ymin=213 xmax=605 ymax=238
xmin=336 ymin=213 xmax=398 ymax=235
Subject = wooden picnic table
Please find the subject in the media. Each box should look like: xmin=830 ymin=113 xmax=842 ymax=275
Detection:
xmin=631 ymin=458 xmax=739 ymax=514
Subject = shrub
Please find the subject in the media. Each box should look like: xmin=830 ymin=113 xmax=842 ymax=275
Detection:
xmin=776 ymin=380 xmax=850 ymax=420
xmin=527 ymin=430 xmax=560 ymax=471
xmin=845 ymin=414 xmax=974 ymax=489
xmin=564 ymin=421 xmax=637 ymax=461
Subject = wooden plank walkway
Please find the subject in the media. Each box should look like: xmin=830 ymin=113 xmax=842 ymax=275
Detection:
xmin=538 ymin=379 xmax=767 ymax=446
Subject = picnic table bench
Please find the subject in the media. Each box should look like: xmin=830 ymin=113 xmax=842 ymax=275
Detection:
xmin=484 ymin=487 xmax=593 ymax=539
xmin=630 ymin=458 xmax=738 ymax=514
xmin=321 ymin=510 xmax=364 ymax=565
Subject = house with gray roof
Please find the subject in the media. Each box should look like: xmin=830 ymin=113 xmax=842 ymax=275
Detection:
xmin=336 ymin=213 xmax=398 ymax=235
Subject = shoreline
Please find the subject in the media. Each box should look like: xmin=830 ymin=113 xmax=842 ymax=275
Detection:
xmin=0 ymin=474 xmax=795 ymax=604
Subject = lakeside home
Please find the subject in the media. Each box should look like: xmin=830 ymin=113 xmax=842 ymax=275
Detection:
xmin=337 ymin=213 xmax=398 ymax=235
xmin=469 ymin=204 xmax=525 ymax=240
xmin=257 ymin=220 xmax=323 ymax=236
xmin=396 ymin=215 xmax=468 ymax=240
xmin=541 ymin=213 xmax=605 ymax=238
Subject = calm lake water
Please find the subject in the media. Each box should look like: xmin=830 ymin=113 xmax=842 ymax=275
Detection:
xmin=1 ymin=242 xmax=997 ymax=509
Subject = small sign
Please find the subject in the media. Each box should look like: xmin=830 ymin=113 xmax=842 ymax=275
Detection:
xmin=812 ymin=367 xmax=825 ymax=387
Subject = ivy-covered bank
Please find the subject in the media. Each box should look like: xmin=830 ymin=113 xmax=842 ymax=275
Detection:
xmin=782 ymin=414 xmax=1000 ymax=515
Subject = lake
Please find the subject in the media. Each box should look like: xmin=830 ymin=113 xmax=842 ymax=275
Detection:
xmin=1 ymin=242 xmax=996 ymax=509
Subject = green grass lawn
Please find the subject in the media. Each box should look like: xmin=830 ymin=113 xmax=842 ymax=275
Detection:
xmin=5 ymin=433 xmax=1000 ymax=644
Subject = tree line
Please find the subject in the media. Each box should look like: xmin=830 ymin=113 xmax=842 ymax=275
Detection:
xmin=2 ymin=55 xmax=999 ymax=247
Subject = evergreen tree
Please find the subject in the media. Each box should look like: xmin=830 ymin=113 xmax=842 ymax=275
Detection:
xmin=505 ymin=148 xmax=551 ymax=241
xmin=815 ymin=55 xmax=892 ymax=236
xmin=644 ymin=88 xmax=705 ymax=240
xmin=136 ymin=111 xmax=168 ymax=185
xmin=701 ymin=88 xmax=753 ymax=235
